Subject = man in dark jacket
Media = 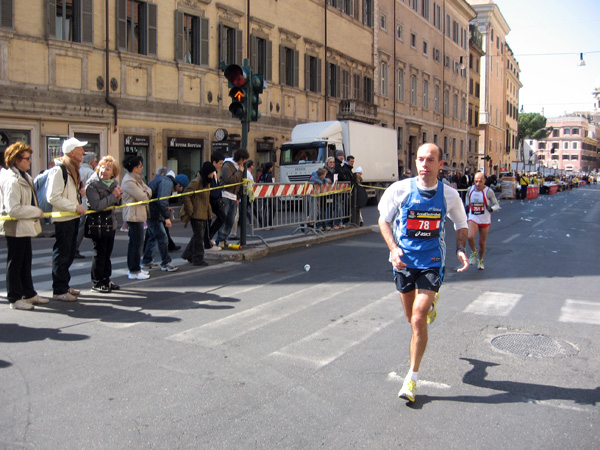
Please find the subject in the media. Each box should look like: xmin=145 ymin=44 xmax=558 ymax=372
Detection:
xmin=458 ymin=167 xmax=473 ymax=202
xmin=141 ymin=168 xmax=189 ymax=272
xmin=214 ymin=149 xmax=249 ymax=246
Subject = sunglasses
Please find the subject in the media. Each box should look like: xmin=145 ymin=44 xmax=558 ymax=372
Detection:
xmin=19 ymin=156 xmax=32 ymax=161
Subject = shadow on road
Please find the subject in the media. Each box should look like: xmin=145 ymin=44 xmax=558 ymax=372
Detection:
xmin=405 ymin=357 xmax=600 ymax=409
xmin=0 ymin=323 xmax=89 ymax=345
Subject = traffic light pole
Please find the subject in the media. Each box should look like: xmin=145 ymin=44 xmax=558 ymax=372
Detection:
xmin=240 ymin=119 xmax=248 ymax=246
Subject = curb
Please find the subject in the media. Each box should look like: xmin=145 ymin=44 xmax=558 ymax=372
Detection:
xmin=204 ymin=226 xmax=375 ymax=263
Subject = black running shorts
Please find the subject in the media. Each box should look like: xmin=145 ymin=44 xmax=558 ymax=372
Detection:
xmin=394 ymin=267 xmax=442 ymax=294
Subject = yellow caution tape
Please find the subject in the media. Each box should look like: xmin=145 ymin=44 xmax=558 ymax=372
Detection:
xmin=0 ymin=181 xmax=247 ymax=222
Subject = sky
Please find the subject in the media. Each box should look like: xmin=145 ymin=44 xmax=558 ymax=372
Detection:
xmin=491 ymin=0 xmax=600 ymax=118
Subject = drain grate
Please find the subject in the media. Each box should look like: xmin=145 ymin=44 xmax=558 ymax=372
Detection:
xmin=491 ymin=333 xmax=578 ymax=358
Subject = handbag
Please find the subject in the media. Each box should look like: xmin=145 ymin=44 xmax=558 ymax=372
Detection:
xmin=84 ymin=211 xmax=114 ymax=239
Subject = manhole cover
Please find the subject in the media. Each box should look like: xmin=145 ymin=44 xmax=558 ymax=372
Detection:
xmin=491 ymin=334 xmax=578 ymax=358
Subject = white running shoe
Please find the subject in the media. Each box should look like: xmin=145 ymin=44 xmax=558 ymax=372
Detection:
xmin=477 ymin=259 xmax=485 ymax=270
xmin=469 ymin=251 xmax=477 ymax=265
xmin=398 ymin=379 xmax=417 ymax=403
xmin=128 ymin=271 xmax=150 ymax=280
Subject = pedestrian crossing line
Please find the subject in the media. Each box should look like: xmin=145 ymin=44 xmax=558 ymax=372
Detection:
xmin=502 ymin=234 xmax=520 ymax=244
xmin=559 ymin=299 xmax=600 ymax=325
xmin=98 ymin=269 xmax=308 ymax=329
xmin=166 ymin=280 xmax=363 ymax=347
xmin=267 ymin=291 xmax=400 ymax=368
xmin=463 ymin=291 xmax=522 ymax=316
xmin=387 ymin=372 xmax=451 ymax=389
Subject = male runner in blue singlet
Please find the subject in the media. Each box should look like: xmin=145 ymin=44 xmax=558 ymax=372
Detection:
xmin=378 ymin=143 xmax=469 ymax=403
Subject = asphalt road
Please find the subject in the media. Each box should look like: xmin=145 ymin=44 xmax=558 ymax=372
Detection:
xmin=1 ymin=185 xmax=599 ymax=449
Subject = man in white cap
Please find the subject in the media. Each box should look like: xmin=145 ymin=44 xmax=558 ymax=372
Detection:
xmin=47 ymin=137 xmax=87 ymax=302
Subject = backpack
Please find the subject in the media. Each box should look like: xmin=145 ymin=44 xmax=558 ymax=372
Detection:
xmin=34 ymin=164 xmax=68 ymax=213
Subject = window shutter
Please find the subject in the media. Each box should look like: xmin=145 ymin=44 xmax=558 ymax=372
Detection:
xmin=47 ymin=0 xmax=56 ymax=38
xmin=279 ymin=45 xmax=285 ymax=85
xmin=235 ymin=29 xmax=243 ymax=65
xmin=200 ymin=17 xmax=209 ymax=66
xmin=116 ymin=0 xmax=127 ymax=51
xmin=147 ymin=3 xmax=157 ymax=56
xmin=0 ymin=0 xmax=12 ymax=29
xmin=293 ymin=49 xmax=299 ymax=87
xmin=316 ymin=57 xmax=322 ymax=94
xmin=304 ymin=54 xmax=309 ymax=91
xmin=266 ymin=40 xmax=272 ymax=81
xmin=250 ymin=34 xmax=257 ymax=70
xmin=81 ymin=0 xmax=94 ymax=44
xmin=218 ymin=24 xmax=224 ymax=65
xmin=335 ymin=65 xmax=341 ymax=97
xmin=174 ymin=11 xmax=184 ymax=61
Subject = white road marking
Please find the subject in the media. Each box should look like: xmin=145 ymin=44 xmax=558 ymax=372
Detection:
xmin=387 ymin=372 xmax=451 ymax=389
xmin=268 ymin=292 xmax=400 ymax=368
xmin=463 ymin=292 xmax=522 ymax=316
xmin=502 ymin=234 xmax=520 ymax=244
xmin=559 ymin=299 xmax=600 ymax=325
xmin=167 ymin=281 xmax=365 ymax=346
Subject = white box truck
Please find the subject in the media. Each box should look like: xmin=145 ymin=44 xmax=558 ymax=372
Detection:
xmin=279 ymin=120 xmax=398 ymax=201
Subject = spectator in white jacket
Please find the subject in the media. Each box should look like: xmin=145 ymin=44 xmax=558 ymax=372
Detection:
xmin=74 ymin=151 xmax=97 ymax=259
xmin=0 ymin=142 xmax=47 ymax=310
xmin=47 ymin=137 xmax=87 ymax=302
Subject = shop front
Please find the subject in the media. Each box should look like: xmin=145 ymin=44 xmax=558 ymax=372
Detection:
xmin=167 ymin=137 xmax=204 ymax=179
xmin=124 ymin=134 xmax=150 ymax=181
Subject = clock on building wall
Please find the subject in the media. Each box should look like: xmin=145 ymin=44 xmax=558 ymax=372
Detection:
xmin=214 ymin=128 xmax=228 ymax=141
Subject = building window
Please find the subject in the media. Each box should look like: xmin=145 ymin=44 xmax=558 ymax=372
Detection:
xmin=434 ymin=84 xmax=440 ymax=113
xmin=397 ymin=68 xmax=405 ymax=102
xmin=363 ymin=76 xmax=374 ymax=103
xmin=564 ymin=142 xmax=568 ymax=149
xmin=410 ymin=0 xmax=418 ymax=11
xmin=117 ymin=0 xmax=157 ymax=56
xmin=563 ymin=128 xmax=570 ymax=135
xmin=433 ymin=3 xmax=441 ymax=30
xmin=410 ymin=75 xmax=418 ymax=106
xmin=341 ymin=69 xmax=350 ymax=99
xmin=353 ymin=73 xmax=361 ymax=100
xmin=552 ymin=129 xmax=559 ymax=137
xmin=175 ymin=12 xmax=209 ymax=66
xmin=422 ymin=79 xmax=429 ymax=109
xmin=0 ymin=0 xmax=13 ymax=29
xmin=363 ymin=0 xmax=374 ymax=27
xmin=433 ymin=48 xmax=440 ymax=62
xmin=220 ymin=24 xmax=243 ymax=66
xmin=571 ymin=154 xmax=578 ymax=160
xmin=422 ymin=0 xmax=430 ymax=21
xmin=305 ymin=55 xmax=322 ymax=93
xmin=380 ymin=12 xmax=387 ymax=31
xmin=572 ymin=128 xmax=580 ymax=135
xmin=461 ymin=97 xmax=466 ymax=121
xmin=453 ymin=93 xmax=458 ymax=118
xmin=327 ymin=62 xmax=340 ymax=97
xmin=572 ymin=142 xmax=578 ymax=149
xmin=410 ymin=33 xmax=417 ymax=48
xmin=380 ymin=61 xmax=388 ymax=97
xmin=443 ymin=89 xmax=449 ymax=116
xmin=48 ymin=0 xmax=93 ymax=44
xmin=280 ymin=45 xmax=299 ymax=87
xmin=250 ymin=35 xmax=273 ymax=81
xmin=396 ymin=24 xmax=404 ymax=41
xmin=422 ymin=41 xmax=428 ymax=56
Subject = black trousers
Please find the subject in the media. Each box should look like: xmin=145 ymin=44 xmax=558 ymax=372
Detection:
xmin=91 ymin=233 xmax=115 ymax=286
xmin=5 ymin=236 xmax=36 ymax=302
xmin=52 ymin=218 xmax=79 ymax=295
xmin=208 ymin=199 xmax=227 ymax=240
xmin=182 ymin=218 xmax=206 ymax=264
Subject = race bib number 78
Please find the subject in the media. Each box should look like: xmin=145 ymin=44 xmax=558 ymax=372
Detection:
xmin=406 ymin=210 xmax=441 ymax=238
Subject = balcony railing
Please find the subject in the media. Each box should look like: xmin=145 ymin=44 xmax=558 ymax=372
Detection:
xmin=337 ymin=99 xmax=378 ymax=124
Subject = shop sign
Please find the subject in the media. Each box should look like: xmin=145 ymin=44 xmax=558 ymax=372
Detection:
xmin=256 ymin=142 xmax=273 ymax=153
xmin=168 ymin=137 xmax=204 ymax=150
xmin=124 ymin=135 xmax=150 ymax=147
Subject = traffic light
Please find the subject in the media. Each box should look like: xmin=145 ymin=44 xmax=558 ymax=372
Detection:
xmin=224 ymin=64 xmax=249 ymax=121
xmin=248 ymin=74 xmax=264 ymax=122
xmin=484 ymin=155 xmax=491 ymax=161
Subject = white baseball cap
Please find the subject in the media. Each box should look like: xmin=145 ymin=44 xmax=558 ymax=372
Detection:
xmin=354 ymin=166 xmax=363 ymax=173
xmin=62 ymin=137 xmax=88 ymax=154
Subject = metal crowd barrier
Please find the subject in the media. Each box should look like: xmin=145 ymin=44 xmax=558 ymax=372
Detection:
xmin=246 ymin=182 xmax=352 ymax=243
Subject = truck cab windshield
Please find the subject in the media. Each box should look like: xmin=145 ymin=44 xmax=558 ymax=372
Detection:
xmin=280 ymin=144 xmax=327 ymax=165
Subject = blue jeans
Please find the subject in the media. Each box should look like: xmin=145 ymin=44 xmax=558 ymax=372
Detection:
xmin=142 ymin=219 xmax=171 ymax=266
xmin=127 ymin=222 xmax=145 ymax=273
xmin=216 ymin=197 xmax=238 ymax=243
xmin=52 ymin=218 xmax=80 ymax=295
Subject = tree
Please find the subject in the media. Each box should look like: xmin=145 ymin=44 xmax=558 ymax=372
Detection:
xmin=518 ymin=112 xmax=551 ymax=142
xmin=518 ymin=112 xmax=552 ymax=166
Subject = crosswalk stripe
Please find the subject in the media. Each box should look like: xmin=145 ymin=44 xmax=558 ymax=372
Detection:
xmin=268 ymin=291 xmax=400 ymax=368
xmin=559 ymin=299 xmax=600 ymax=325
xmin=166 ymin=280 xmax=362 ymax=346
xmin=463 ymin=291 xmax=522 ymax=316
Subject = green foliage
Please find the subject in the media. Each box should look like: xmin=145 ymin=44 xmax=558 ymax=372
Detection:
xmin=518 ymin=112 xmax=551 ymax=142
